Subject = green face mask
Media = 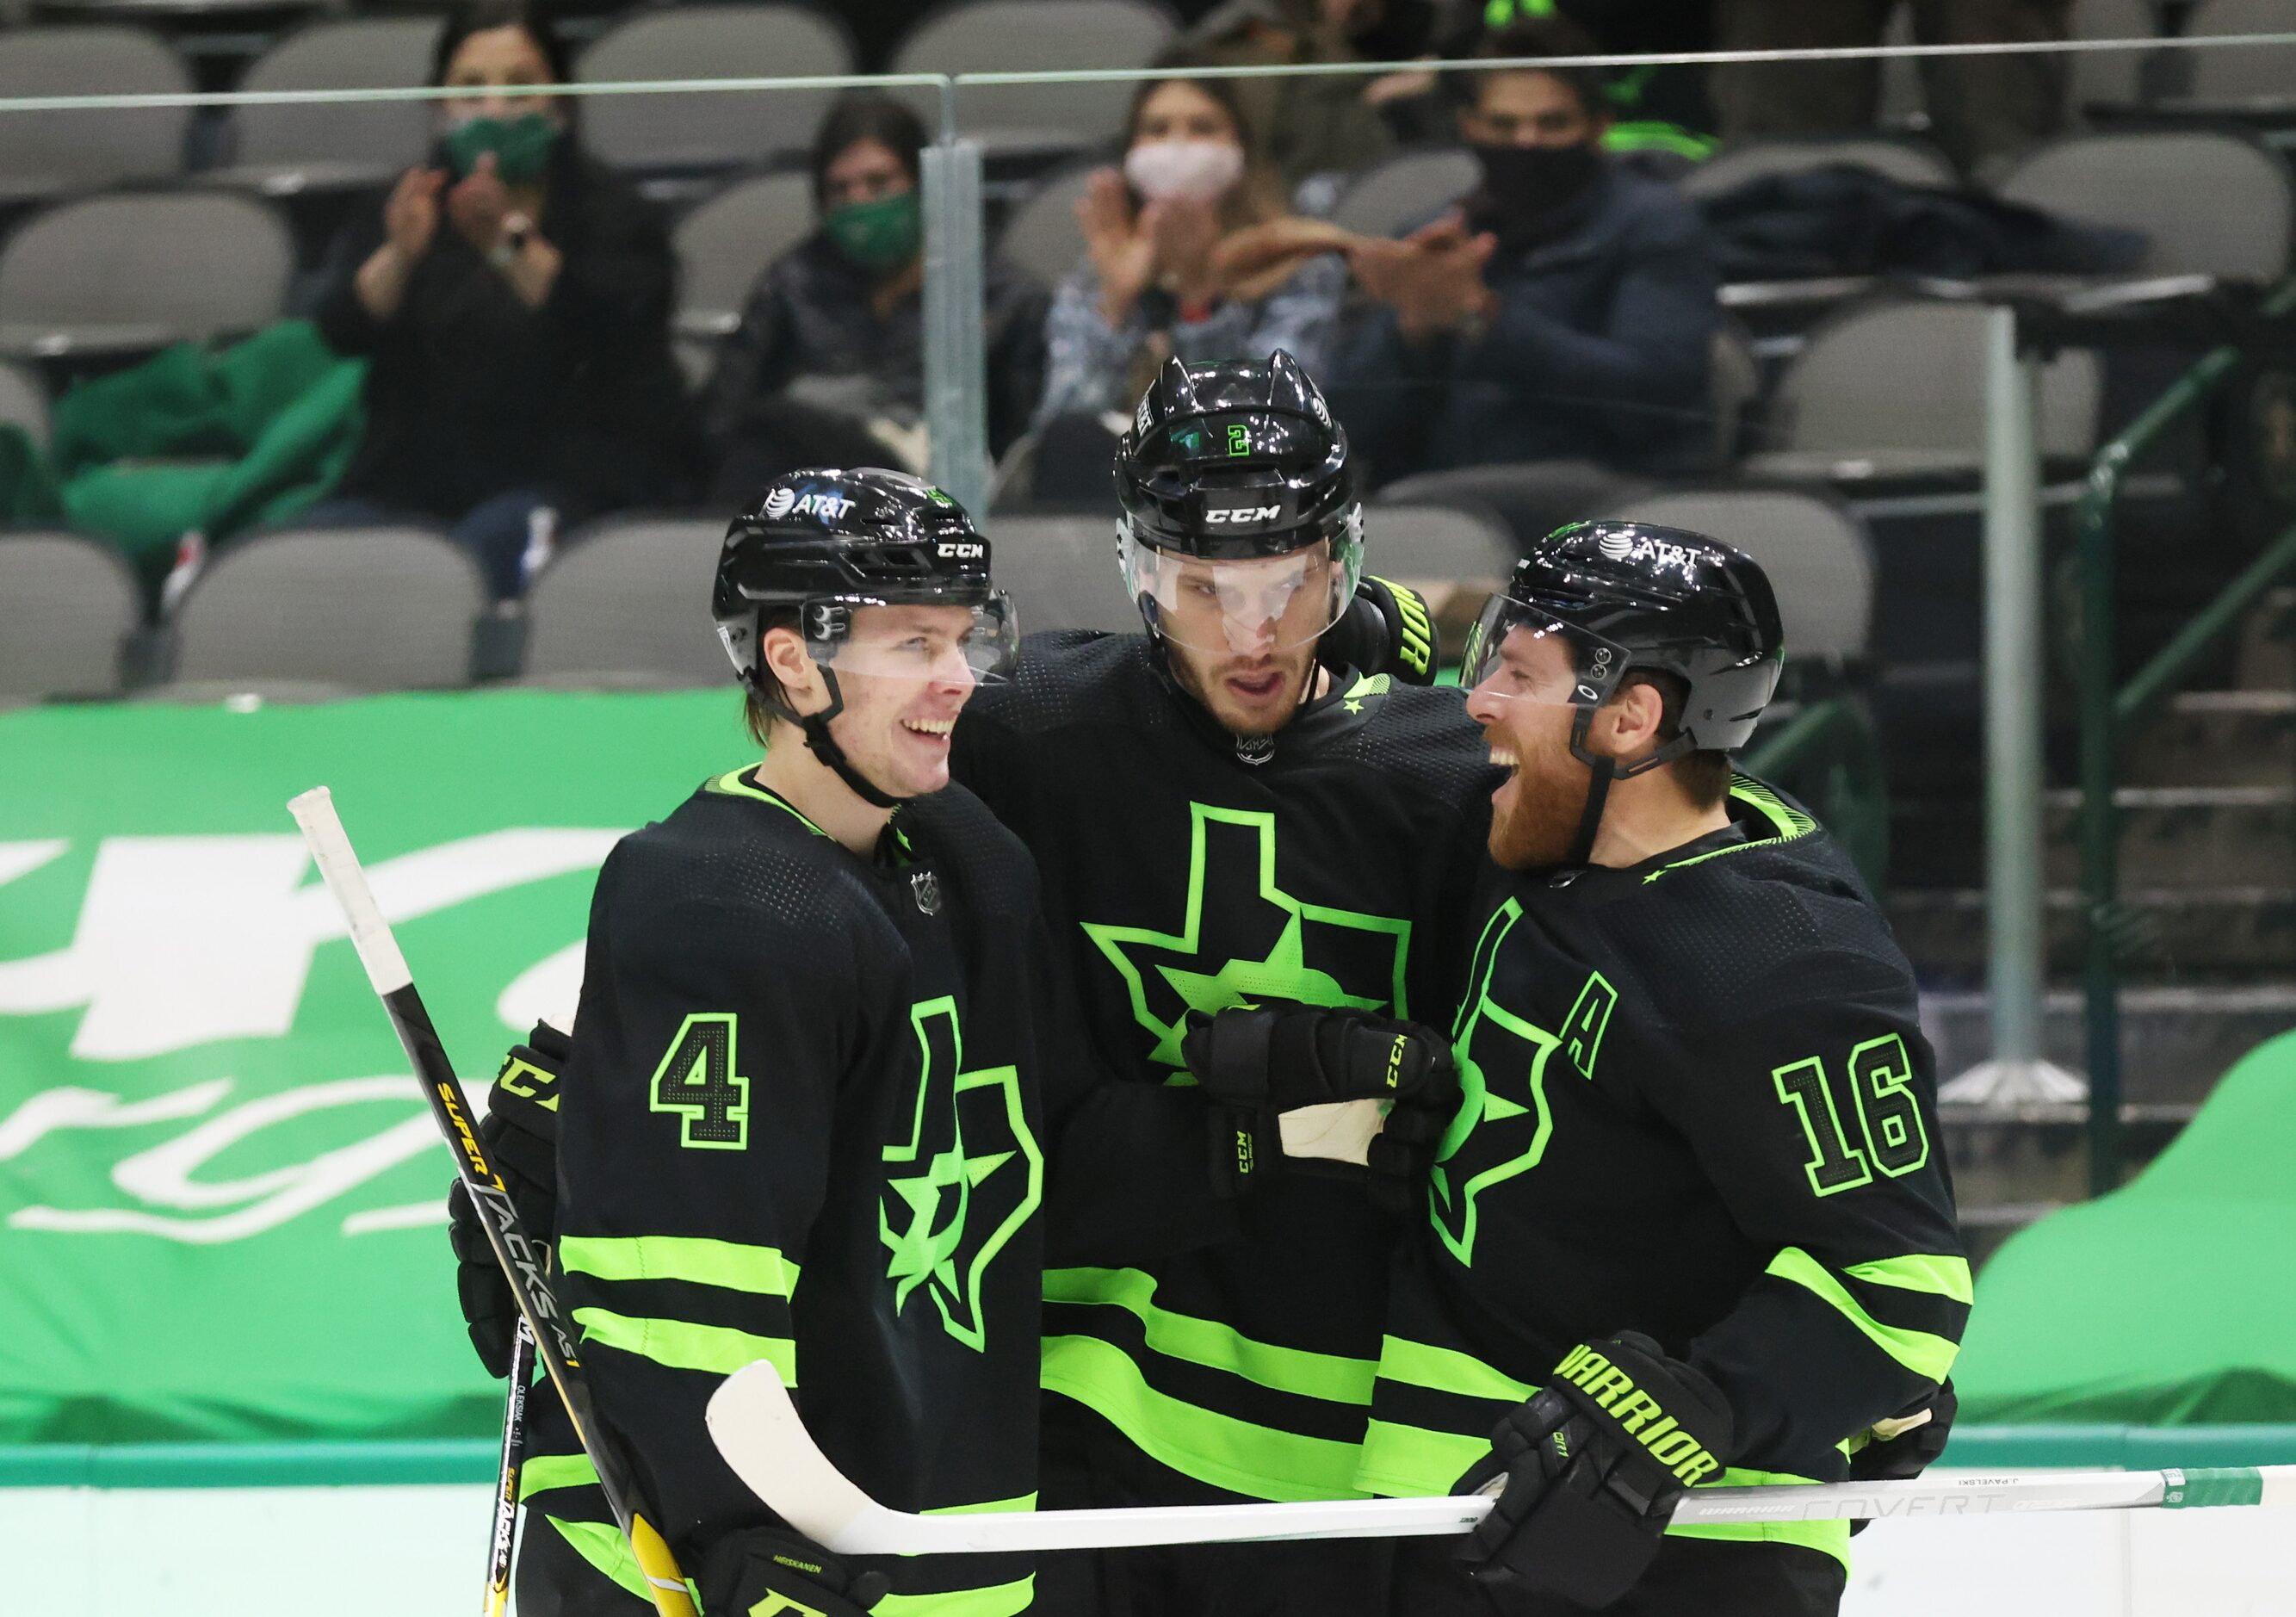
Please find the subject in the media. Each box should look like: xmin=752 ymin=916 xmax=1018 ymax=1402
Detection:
xmin=442 ymin=111 xmax=559 ymax=183
xmin=824 ymin=191 xmax=922 ymax=274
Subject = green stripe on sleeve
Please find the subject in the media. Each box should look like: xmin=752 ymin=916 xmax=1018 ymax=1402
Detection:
xmin=573 ymin=1306 xmax=797 ymax=1384
xmin=924 ymin=1492 xmax=1039 ymax=1515
xmin=1044 ymin=1267 xmax=1378 ymax=1406
xmin=1767 ymin=1248 xmax=1961 ymax=1382
xmin=560 ymin=1234 xmax=800 ymax=1298
xmin=1354 ymin=1418 xmax=1493 ymax=1498
xmin=544 ymin=1516 xmax=652 ymax=1602
xmin=1373 ymin=1335 xmax=1536 ymax=1403
xmin=517 ymin=1451 xmax=600 ymax=1502
xmin=1040 ymin=1333 xmax=1369 ymax=1502
xmin=1843 ymin=1252 xmax=1974 ymax=1305
xmin=873 ymin=1575 xmax=1037 ymax=1617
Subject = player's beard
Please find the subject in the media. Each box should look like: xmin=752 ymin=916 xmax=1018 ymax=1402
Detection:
xmin=1166 ymin=638 xmax=1320 ymax=737
xmin=1488 ymin=746 xmax=1599 ymax=870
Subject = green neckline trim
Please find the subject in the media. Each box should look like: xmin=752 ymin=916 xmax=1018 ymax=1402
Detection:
xmin=706 ymin=767 xmax=830 ymax=839
xmin=1642 ymin=776 xmax=1816 ymax=884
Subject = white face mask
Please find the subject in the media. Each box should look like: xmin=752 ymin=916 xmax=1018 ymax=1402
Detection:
xmin=1123 ymin=139 xmax=1246 ymax=203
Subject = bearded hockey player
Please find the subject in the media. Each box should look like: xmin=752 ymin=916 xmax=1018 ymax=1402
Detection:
xmin=1347 ymin=523 xmax=1966 ymax=1614
xmin=469 ymin=470 xmax=1058 ymax=1617
xmin=949 ymin=352 xmax=1495 ymax=1617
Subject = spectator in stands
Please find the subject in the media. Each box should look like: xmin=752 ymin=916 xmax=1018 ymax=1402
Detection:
xmin=310 ymin=0 xmax=695 ymax=598
xmin=1032 ymin=62 xmax=1347 ymax=429
xmin=1179 ymin=0 xmax=1411 ymax=194
xmin=1331 ymin=18 xmax=1720 ymax=486
xmin=699 ymin=94 xmax=1046 ymax=509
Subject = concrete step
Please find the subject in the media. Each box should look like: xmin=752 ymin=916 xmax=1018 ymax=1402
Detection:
xmin=1890 ymin=884 xmax=2296 ymax=981
xmin=2041 ymin=785 xmax=2296 ymax=887
xmin=1922 ymin=982 xmax=2296 ymax=1107
xmin=2124 ymin=690 xmax=2296 ymax=786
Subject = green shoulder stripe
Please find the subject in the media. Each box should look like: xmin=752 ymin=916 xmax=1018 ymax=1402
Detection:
xmin=1844 ymin=1252 xmax=1973 ymax=1306
xmin=560 ymin=1234 xmax=800 ymax=1298
xmin=572 ymin=1306 xmax=797 ymax=1385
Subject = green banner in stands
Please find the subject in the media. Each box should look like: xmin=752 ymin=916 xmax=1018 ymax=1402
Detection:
xmin=0 ymin=690 xmax=749 ymax=1442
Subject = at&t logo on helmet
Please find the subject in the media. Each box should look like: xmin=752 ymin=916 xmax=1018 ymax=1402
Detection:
xmin=762 ymin=486 xmax=797 ymax=520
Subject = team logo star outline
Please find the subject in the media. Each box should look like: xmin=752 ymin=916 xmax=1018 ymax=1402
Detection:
xmin=879 ymin=995 xmax=1043 ymax=1352
xmin=1082 ymin=802 xmax=1412 ymax=1071
xmin=1429 ymin=898 xmax=1561 ymax=1266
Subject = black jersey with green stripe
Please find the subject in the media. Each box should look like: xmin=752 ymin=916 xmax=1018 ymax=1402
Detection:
xmin=951 ymin=630 xmax=1496 ymax=1505
xmin=520 ymin=769 xmax=1051 ymax=1615
xmin=1358 ymin=778 xmax=1966 ymax=1576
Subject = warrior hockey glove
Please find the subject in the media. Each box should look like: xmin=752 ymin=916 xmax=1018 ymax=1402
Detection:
xmin=1847 ymin=1378 xmax=1956 ymax=1533
xmin=1456 ymin=1333 xmax=1735 ymax=1609
xmin=1180 ymin=1004 xmax=1458 ymax=1212
xmin=1323 ymin=576 xmax=1439 ymax=685
xmin=447 ymin=1020 xmax=568 ymax=1378
xmin=698 ymin=1527 xmax=888 ymax=1617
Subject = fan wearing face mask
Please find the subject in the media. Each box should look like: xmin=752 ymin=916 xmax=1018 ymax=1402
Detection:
xmin=1032 ymin=56 xmax=1348 ymax=431
xmin=701 ymin=94 xmax=1048 ymax=508
xmin=1329 ymin=16 xmax=1723 ymax=487
xmin=310 ymin=0 xmax=696 ymax=598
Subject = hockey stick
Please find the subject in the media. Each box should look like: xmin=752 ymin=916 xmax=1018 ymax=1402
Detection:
xmin=288 ymin=788 xmax=697 ymax=1617
xmin=707 ymin=1359 xmax=2296 ymax=1556
xmin=480 ymin=1321 xmax=534 ymax=1617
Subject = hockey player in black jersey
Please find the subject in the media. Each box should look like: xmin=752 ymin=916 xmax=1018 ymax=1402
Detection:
xmin=480 ymin=470 xmax=1059 ymax=1617
xmin=949 ymin=353 xmax=1496 ymax=1617
xmin=1340 ymin=523 xmax=1966 ymax=1614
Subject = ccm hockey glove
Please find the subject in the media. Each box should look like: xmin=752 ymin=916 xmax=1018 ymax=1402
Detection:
xmin=1457 ymin=1333 xmax=1735 ymax=1609
xmin=698 ymin=1527 xmax=889 ymax=1617
xmin=1323 ymin=576 xmax=1439 ymax=685
xmin=447 ymin=1020 xmax=568 ymax=1378
xmin=1181 ymin=1004 xmax=1458 ymax=1211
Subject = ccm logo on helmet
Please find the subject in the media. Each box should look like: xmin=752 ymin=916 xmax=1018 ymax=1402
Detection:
xmin=1204 ymin=505 xmax=1281 ymax=524
xmin=936 ymin=542 xmax=987 ymax=560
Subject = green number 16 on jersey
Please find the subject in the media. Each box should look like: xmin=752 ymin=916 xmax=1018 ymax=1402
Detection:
xmin=1772 ymin=1034 xmax=1929 ymax=1197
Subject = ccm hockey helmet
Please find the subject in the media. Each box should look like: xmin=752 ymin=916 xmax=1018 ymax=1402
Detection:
xmin=713 ymin=468 xmax=1017 ymax=806
xmin=1113 ymin=352 xmax=1364 ymax=654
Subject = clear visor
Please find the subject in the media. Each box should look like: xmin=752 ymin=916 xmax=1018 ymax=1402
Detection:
xmin=805 ymin=596 xmax=1019 ymax=685
xmin=1461 ymin=595 xmax=1631 ymax=709
xmin=1123 ymin=537 xmax=1352 ymax=656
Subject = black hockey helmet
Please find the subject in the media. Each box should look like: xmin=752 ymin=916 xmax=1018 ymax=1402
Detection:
xmin=1464 ymin=519 xmax=1784 ymax=767
xmin=1113 ymin=352 xmax=1364 ymax=655
xmin=712 ymin=468 xmax=1017 ymax=806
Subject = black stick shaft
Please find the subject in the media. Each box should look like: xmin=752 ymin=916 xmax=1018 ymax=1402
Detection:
xmin=483 ymin=1323 xmax=535 ymax=1617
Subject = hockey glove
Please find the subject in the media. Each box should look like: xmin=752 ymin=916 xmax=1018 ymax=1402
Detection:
xmin=1847 ymin=1378 xmax=1956 ymax=1533
xmin=698 ymin=1527 xmax=888 ymax=1617
xmin=447 ymin=1020 xmax=568 ymax=1378
xmin=1323 ymin=575 xmax=1439 ymax=685
xmin=1181 ymin=1004 xmax=1458 ymax=1211
xmin=1456 ymin=1333 xmax=1735 ymax=1609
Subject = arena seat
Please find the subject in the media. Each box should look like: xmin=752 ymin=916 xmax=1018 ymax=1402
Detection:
xmin=0 ymin=530 xmax=138 ymax=703
xmin=1993 ymin=130 xmax=2294 ymax=282
xmin=989 ymin=513 xmax=1137 ymax=636
xmin=1328 ymin=147 xmax=1479 ymax=239
xmin=2179 ymin=0 xmax=2296 ymax=107
xmin=524 ymin=516 xmax=728 ymax=687
xmin=675 ymin=170 xmax=817 ymax=341
xmin=577 ymin=6 xmax=853 ymax=176
xmin=1676 ymin=137 xmax=1957 ymax=201
xmin=0 ymin=191 xmax=294 ymax=361
xmin=169 ymin=525 xmax=484 ymax=690
xmin=211 ymin=17 xmax=442 ymax=198
xmin=0 ymin=27 xmax=189 ymax=206
xmin=889 ymin=0 xmax=1175 ymax=158
xmin=994 ymin=160 xmax=1095 ymax=292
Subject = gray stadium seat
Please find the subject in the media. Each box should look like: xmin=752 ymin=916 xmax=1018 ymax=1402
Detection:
xmin=2182 ymin=0 xmax=2296 ymax=106
xmin=989 ymin=514 xmax=1136 ymax=635
xmin=676 ymin=171 xmax=817 ymax=339
xmin=171 ymin=526 xmax=484 ymax=690
xmin=0 ymin=531 xmax=136 ymax=702
xmin=214 ymin=18 xmax=442 ymax=197
xmin=1677 ymin=138 xmax=1957 ymax=201
xmin=1600 ymin=488 xmax=1873 ymax=666
xmin=1365 ymin=503 xmax=1513 ymax=587
xmin=996 ymin=162 xmax=1094 ymax=292
xmin=2070 ymin=0 xmax=2163 ymax=115
xmin=1374 ymin=462 xmax=1657 ymax=553
xmin=1329 ymin=148 xmax=1479 ymax=239
xmin=1992 ymin=132 xmax=2294 ymax=281
xmin=1742 ymin=299 xmax=2101 ymax=483
xmin=0 ymin=357 xmax=49 ymax=444
xmin=0 ymin=193 xmax=294 ymax=360
xmin=524 ymin=517 xmax=728 ymax=686
xmin=578 ymin=7 xmax=853 ymax=174
xmin=0 ymin=28 xmax=189 ymax=205
xmin=893 ymin=0 xmax=1176 ymax=157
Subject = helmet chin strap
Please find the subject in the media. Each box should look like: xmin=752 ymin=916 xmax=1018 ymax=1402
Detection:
xmin=1564 ymin=710 xmax=1697 ymax=867
xmin=752 ymin=667 xmax=906 ymax=812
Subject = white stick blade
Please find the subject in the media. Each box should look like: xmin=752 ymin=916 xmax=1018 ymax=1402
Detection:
xmin=288 ymin=786 xmax=412 ymax=994
xmin=708 ymin=1360 xmax=894 ymax=1552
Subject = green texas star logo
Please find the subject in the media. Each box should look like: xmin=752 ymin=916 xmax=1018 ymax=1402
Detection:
xmin=879 ymin=996 xmax=1043 ymax=1352
xmin=1430 ymin=898 xmax=1560 ymax=1265
xmin=1082 ymin=802 xmax=1412 ymax=1072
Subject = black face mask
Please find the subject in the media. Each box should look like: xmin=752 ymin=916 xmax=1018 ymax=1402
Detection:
xmin=1470 ymin=140 xmax=1603 ymax=233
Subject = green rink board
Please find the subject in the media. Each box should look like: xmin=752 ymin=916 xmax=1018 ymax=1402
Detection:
xmin=0 ymin=689 xmax=752 ymax=1443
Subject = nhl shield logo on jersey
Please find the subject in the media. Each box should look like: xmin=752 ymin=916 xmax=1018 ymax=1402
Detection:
xmin=911 ymin=869 xmax=942 ymax=916
xmin=880 ymin=998 xmax=1042 ymax=1352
